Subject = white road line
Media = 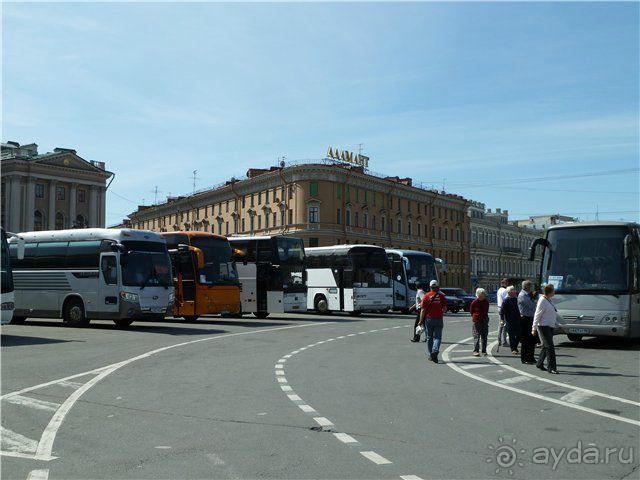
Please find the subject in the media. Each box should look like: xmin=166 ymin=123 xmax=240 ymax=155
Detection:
xmin=560 ymin=390 xmax=594 ymax=404
xmin=275 ymin=370 xmax=285 ymax=376
xmin=26 ymin=469 xmax=49 ymax=480
xmin=1 ymin=427 xmax=38 ymax=454
xmin=57 ymin=381 xmax=83 ymax=389
xmin=460 ymin=364 xmax=491 ymax=370
xmin=275 ymin=364 xmax=284 ymax=369
xmin=498 ymin=375 xmax=531 ymax=385
xmin=360 ymin=451 xmax=392 ymax=465
xmin=337 ymin=335 xmax=346 ymax=339
xmin=327 ymin=338 xmax=335 ymax=342
xmin=400 ymin=476 xmax=425 ymax=480
xmin=347 ymin=333 xmax=356 ymax=337
xmin=454 ymin=349 xmax=474 ymax=353
xmin=283 ymin=354 xmax=292 ymax=359
xmin=444 ymin=336 xmax=640 ymax=427
xmin=280 ymin=386 xmax=293 ymax=392
xmin=277 ymin=377 xmax=287 ymax=383
xmin=451 ymin=355 xmax=486 ymax=362
xmin=287 ymin=394 xmax=302 ymax=402
xmin=298 ymin=404 xmax=316 ymax=413
xmin=206 ymin=453 xmax=226 ymax=465
xmin=369 ymin=329 xmax=379 ymax=332
xmin=3 ymin=395 xmax=60 ymax=412
xmin=313 ymin=417 xmax=334 ymax=427
xmin=277 ymin=358 xmax=287 ymax=363
xmin=485 ymin=341 xmax=640 ymax=407
xmin=333 ymin=432 xmax=358 ymax=444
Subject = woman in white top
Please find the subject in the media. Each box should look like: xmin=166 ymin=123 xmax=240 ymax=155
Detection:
xmin=532 ymin=283 xmax=559 ymax=374
xmin=411 ymin=282 xmax=427 ymax=342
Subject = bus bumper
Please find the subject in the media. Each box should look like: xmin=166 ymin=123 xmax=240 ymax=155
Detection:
xmin=557 ymin=323 xmax=630 ymax=338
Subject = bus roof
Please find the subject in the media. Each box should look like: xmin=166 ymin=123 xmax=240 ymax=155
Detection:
xmin=546 ymin=221 xmax=639 ymax=231
xmin=305 ymin=244 xmax=386 ymax=253
xmin=161 ymin=231 xmax=228 ymax=241
xmin=10 ymin=228 xmax=166 ymax=244
xmin=228 ymin=235 xmax=302 ymax=242
xmin=385 ymin=249 xmax=434 ymax=258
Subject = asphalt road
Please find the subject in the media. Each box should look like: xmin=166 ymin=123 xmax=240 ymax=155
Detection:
xmin=1 ymin=308 xmax=639 ymax=480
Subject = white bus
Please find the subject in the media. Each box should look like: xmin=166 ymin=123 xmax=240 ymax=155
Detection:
xmin=228 ymin=235 xmax=307 ymax=318
xmin=306 ymin=245 xmax=393 ymax=315
xmin=385 ymin=249 xmax=438 ymax=313
xmin=1 ymin=228 xmax=24 ymax=324
xmin=8 ymin=228 xmax=174 ymax=327
xmin=530 ymin=221 xmax=640 ymax=340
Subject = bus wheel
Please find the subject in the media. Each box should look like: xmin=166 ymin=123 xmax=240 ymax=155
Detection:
xmin=566 ymin=334 xmax=583 ymax=342
xmin=63 ymin=298 xmax=89 ymax=327
xmin=113 ymin=318 xmax=134 ymax=327
xmin=183 ymin=316 xmax=199 ymax=322
xmin=253 ymin=311 xmax=269 ymax=319
xmin=10 ymin=316 xmax=26 ymax=324
xmin=314 ymin=295 xmax=330 ymax=314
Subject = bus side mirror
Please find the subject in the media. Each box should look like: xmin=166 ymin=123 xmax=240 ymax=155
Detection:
xmin=192 ymin=247 xmax=205 ymax=270
xmin=111 ymin=243 xmax=126 ymax=253
xmin=529 ymin=238 xmax=550 ymax=261
xmin=233 ymin=248 xmax=248 ymax=265
xmin=16 ymin=239 xmax=25 ymax=260
xmin=177 ymin=244 xmax=190 ymax=253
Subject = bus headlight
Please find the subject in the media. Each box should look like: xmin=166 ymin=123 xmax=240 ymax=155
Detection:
xmin=603 ymin=316 xmax=610 ymax=323
xmin=1 ymin=302 xmax=14 ymax=311
xmin=120 ymin=292 xmax=139 ymax=303
xmin=620 ymin=315 xmax=628 ymax=325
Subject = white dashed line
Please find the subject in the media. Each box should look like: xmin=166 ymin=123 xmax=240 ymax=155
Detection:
xmin=287 ymin=394 xmax=302 ymax=401
xmin=298 ymin=404 xmax=316 ymax=413
xmin=360 ymin=451 xmax=392 ymax=465
xmin=275 ymin=364 xmax=284 ymax=369
xmin=3 ymin=395 xmax=60 ymax=412
xmin=560 ymin=390 xmax=594 ymax=404
xmin=460 ymin=363 xmax=491 ymax=370
xmin=313 ymin=417 xmax=334 ymax=427
xmin=26 ymin=469 xmax=49 ymax=480
xmin=333 ymin=432 xmax=358 ymax=444
xmin=277 ymin=377 xmax=287 ymax=383
xmin=275 ymin=370 xmax=285 ymax=376
xmin=277 ymin=358 xmax=287 ymax=363
xmin=498 ymin=375 xmax=531 ymax=385
xmin=280 ymin=386 xmax=293 ymax=392
xmin=400 ymin=475 xmax=425 ymax=480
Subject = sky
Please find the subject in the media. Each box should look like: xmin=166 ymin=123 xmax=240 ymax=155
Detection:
xmin=3 ymin=1 xmax=639 ymax=226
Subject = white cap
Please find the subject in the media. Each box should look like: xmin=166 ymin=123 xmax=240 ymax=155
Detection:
xmin=429 ymin=280 xmax=439 ymax=287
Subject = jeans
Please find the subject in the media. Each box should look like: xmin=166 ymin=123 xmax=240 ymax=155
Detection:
xmin=425 ymin=317 xmax=443 ymax=355
xmin=472 ymin=319 xmax=489 ymax=353
xmin=536 ymin=326 xmax=557 ymax=371
xmin=519 ymin=316 xmax=536 ymax=363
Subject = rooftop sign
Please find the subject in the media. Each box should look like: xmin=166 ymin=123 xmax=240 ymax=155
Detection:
xmin=327 ymin=147 xmax=369 ymax=168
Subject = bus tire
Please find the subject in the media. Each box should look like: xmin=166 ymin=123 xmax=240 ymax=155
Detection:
xmin=183 ymin=316 xmax=199 ymax=322
xmin=113 ymin=318 xmax=134 ymax=327
xmin=314 ymin=295 xmax=330 ymax=314
xmin=10 ymin=316 xmax=26 ymax=324
xmin=63 ymin=298 xmax=89 ymax=327
xmin=566 ymin=334 xmax=583 ymax=342
xmin=253 ymin=311 xmax=269 ymax=319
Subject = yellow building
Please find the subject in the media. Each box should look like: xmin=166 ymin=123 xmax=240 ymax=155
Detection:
xmin=126 ymin=162 xmax=471 ymax=289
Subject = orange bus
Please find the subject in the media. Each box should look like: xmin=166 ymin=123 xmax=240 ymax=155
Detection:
xmin=161 ymin=232 xmax=241 ymax=320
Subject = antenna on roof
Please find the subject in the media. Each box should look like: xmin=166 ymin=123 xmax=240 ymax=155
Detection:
xmin=151 ymin=186 xmax=162 ymax=205
xmin=190 ymin=170 xmax=201 ymax=194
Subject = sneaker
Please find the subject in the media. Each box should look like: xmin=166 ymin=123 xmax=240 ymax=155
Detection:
xmin=511 ymin=350 xmax=519 ymax=356
xmin=473 ymin=351 xmax=480 ymax=357
xmin=548 ymin=369 xmax=559 ymax=374
xmin=482 ymin=352 xmax=488 ymax=356
xmin=537 ymin=365 xmax=547 ymax=371
xmin=410 ymin=337 xmax=420 ymax=343
xmin=431 ymin=352 xmax=439 ymax=364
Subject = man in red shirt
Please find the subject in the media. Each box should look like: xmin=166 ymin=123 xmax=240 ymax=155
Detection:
xmin=418 ymin=279 xmax=448 ymax=363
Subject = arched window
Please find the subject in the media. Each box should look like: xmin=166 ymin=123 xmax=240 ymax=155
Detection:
xmin=34 ymin=211 xmax=44 ymax=231
xmin=75 ymin=214 xmax=86 ymax=229
xmin=55 ymin=212 xmax=65 ymax=230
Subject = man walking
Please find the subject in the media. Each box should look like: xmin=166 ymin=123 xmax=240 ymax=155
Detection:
xmin=518 ymin=280 xmax=537 ymax=364
xmin=497 ymin=278 xmax=509 ymax=347
xmin=418 ymin=280 xmax=448 ymax=363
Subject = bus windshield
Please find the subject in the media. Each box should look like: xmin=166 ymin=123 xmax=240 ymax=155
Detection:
xmin=404 ymin=254 xmax=437 ymax=289
xmin=1 ymin=230 xmax=12 ymax=294
xmin=349 ymin=248 xmax=391 ymax=288
xmin=276 ymin=237 xmax=305 ymax=265
xmin=121 ymin=241 xmax=172 ymax=288
xmin=543 ymin=226 xmax=629 ymax=294
xmin=190 ymin=236 xmax=238 ymax=284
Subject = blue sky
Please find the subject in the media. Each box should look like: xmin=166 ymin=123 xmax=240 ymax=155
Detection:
xmin=3 ymin=2 xmax=638 ymax=225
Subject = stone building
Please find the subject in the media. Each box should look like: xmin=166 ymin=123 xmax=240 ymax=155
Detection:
xmin=514 ymin=214 xmax=577 ymax=230
xmin=127 ymin=161 xmax=472 ymax=289
xmin=1 ymin=141 xmax=113 ymax=232
xmin=468 ymin=202 xmax=543 ymax=292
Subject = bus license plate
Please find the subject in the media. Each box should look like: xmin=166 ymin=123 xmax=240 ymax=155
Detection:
xmin=568 ymin=328 xmax=589 ymax=334
xmin=151 ymin=307 xmax=166 ymax=314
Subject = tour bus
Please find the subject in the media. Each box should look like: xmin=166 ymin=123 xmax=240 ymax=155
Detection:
xmin=530 ymin=221 xmax=640 ymax=340
xmin=8 ymin=228 xmax=174 ymax=327
xmin=1 ymin=228 xmax=25 ymax=325
xmin=385 ymin=249 xmax=438 ymax=313
xmin=306 ymin=244 xmax=393 ymax=315
xmin=228 ymin=235 xmax=307 ymax=318
xmin=161 ymin=232 xmax=241 ymax=320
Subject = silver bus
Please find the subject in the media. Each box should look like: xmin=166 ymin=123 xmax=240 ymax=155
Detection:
xmin=8 ymin=228 xmax=174 ymax=327
xmin=530 ymin=221 xmax=640 ymax=340
xmin=1 ymin=228 xmax=24 ymax=325
xmin=306 ymin=245 xmax=393 ymax=315
xmin=385 ymin=249 xmax=438 ymax=313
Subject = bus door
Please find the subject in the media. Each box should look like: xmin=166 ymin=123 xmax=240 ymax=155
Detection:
xmin=337 ymin=268 xmax=345 ymax=311
xmin=100 ymin=253 xmax=120 ymax=317
xmin=176 ymin=250 xmax=197 ymax=315
xmin=390 ymin=254 xmax=407 ymax=309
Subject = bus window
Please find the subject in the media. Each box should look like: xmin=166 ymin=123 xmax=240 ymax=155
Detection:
xmin=35 ymin=242 xmax=69 ymax=268
xmin=101 ymin=256 xmax=118 ymax=285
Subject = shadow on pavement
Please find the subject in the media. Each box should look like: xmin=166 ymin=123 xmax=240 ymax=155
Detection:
xmin=1 ymin=334 xmax=83 ymax=347
xmin=14 ymin=320 xmax=228 ymax=336
xmin=557 ymin=337 xmax=640 ymax=351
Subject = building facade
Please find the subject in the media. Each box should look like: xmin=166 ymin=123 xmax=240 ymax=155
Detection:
xmin=1 ymin=141 xmax=113 ymax=232
xmin=469 ymin=202 xmax=543 ymax=292
xmin=127 ymin=162 xmax=472 ymax=289
xmin=515 ymin=214 xmax=576 ymax=230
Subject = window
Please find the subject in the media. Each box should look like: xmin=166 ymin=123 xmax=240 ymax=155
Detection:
xmin=226 ymin=221 xmax=229 ymax=235
xmin=66 ymin=240 xmax=102 ymax=268
xmin=250 ymin=194 xmax=254 ymax=207
xmin=346 ymin=209 xmax=351 ymax=227
xmin=371 ymin=215 xmax=376 ymax=230
xmin=288 ymin=185 xmax=293 ymax=199
xmin=355 ymin=189 xmax=359 ymax=203
xmin=363 ymin=212 xmax=368 ymax=229
xmin=258 ymin=215 xmax=262 ymax=229
xmin=417 ymin=223 xmax=421 ymax=237
xmin=258 ymin=191 xmax=262 ymax=205
xmin=337 ymin=185 xmax=342 ymax=199
xmin=408 ymin=221 xmax=412 ymax=236
xmin=226 ymin=200 xmax=229 ymax=212
xmin=364 ymin=191 xmax=368 ymax=204
xmin=309 ymin=238 xmax=319 ymax=247
xmin=444 ymin=228 xmax=449 ymax=241
xmin=308 ymin=206 xmax=319 ymax=223
xmin=432 ymin=225 xmax=437 ymax=239
xmin=241 ymin=218 xmax=246 ymax=232
xmin=288 ymin=209 xmax=293 ymax=224
xmin=281 ymin=186 xmax=285 ymax=200
xmin=218 ymin=220 xmax=223 ymax=235
xmin=34 ymin=211 xmax=44 ymax=231
xmin=250 ymin=215 xmax=255 ymax=233
xmin=56 ymin=186 xmax=65 ymax=200
xmin=35 ymin=241 xmax=68 ymax=268
xmin=75 ymin=189 xmax=84 ymax=203
xmin=273 ymin=212 xmax=277 ymax=226
xmin=242 ymin=196 xmax=246 ymax=208
xmin=381 ymin=216 xmax=386 ymax=232
xmin=55 ymin=212 xmax=64 ymax=230
xmin=101 ymin=256 xmax=118 ymax=285
xmin=354 ymin=212 xmax=359 ymax=227
xmin=310 ymin=182 xmax=318 ymax=197
xmin=346 ymin=185 xmax=351 ymax=201
xmin=337 ymin=208 xmax=342 ymax=225
xmin=35 ymin=183 xmax=44 ymax=198
xmin=281 ymin=209 xmax=285 ymax=226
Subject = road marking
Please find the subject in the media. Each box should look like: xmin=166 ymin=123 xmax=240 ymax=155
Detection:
xmin=327 ymin=338 xmax=335 ymax=342
xmin=460 ymin=364 xmax=491 ymax=370
xmin=206 ymin=452 xmax=225 ymax=465
xmin=277 ymin=358 xmax=287 ymax=363
xmin=560 ymin=390 xmax=594 ymax=404
xmin=498 ymin=375 xmax=531 ymax=385
xmin=283 ymin=354 xmax=292 ymax=359
xmin=287 ymin=394 xmax=302 ymax=401
xmin=360 ymin=451 xmax=392 ymax=465
xmin=313 ymin=417 xmax=334 ymax=427
xmin=26 ymin=469 xmax=49 ymax=480
xmin=275 ymin=370 xmax=285 ymax=376
xmin=57 ymin=381 xmax=83 ymax=389
xmin=154 ymin=446 xmax=172 ymax=449
xmin=347 ymin=333 xmax=356 ymax=337
xmin=451 ymin=355 xmax=485 ymax=362
xmin=454 ymin=349 xmax=474 ymax=352
xmin=1 ymin=427 xmax=38 ymax=454
xmin=298 ymin=404 xmax=316 ymax=413
xmin=280 ymin=386 xmax=293 ymax=392
xmin=400 ymin=476 xmax=425 ymax=480
xmin=337 ymin=335 xmax=346 ymax=338
xmin=275 ymin=364 xmax=284 ymax=369
xmin=444 ymin=336 xmax=640 ymax=427
xmin=3 ymin=395 xmax=60 ymax=412
xmin=277 ymin=377 xmax=287 ymax=383
xmin=333 ymin=432 xmax=358 ymax=444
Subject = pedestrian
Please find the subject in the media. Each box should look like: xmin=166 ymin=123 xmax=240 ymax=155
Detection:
xmin=517 ymin=280 xmax=537 ymax=364
xmin=496 ymin=278 xmax=509 ymax=347
xmin=410 ymin=282 xmax=426 ymax=342
xmin=470 ymin=288 xmax=490 ymax=356
xmin=500 ymin=286 xmax=521 ymax=355
xmin=418 ymin=279 xmax=447 ymax=363
xmin=532 ymin=284 xmax=560 ymax=374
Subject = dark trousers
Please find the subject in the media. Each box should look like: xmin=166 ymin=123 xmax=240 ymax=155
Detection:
xmin=519 ymin=316 xmax=536 ymax=363
xmin=536 ymin=326 xmax=557 ymax=371
xmin=506 ymin=319 xmax=520 ymax=351
xmin=413 ymin=312 xmax=421 ymax=340
xmin=472 ymin=319 xmax=488 ymax=353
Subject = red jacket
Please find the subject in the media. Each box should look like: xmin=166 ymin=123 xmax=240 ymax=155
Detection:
xmin=420 ymin=290 xmax=447 ymax=318
xmin=470 ymin=298 xmax=489 ymax=323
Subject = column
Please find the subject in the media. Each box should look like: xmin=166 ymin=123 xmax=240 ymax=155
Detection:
xmin=8 ymin=177 xmax=20 ymax=232
xmin=98 ymin=187 xmax=106 ymax=227
xmin=69 ymin=183 xmax=77 ymax=228
xmin=89 ymin=185 xmax=99 ymax=227
xmin=48 ymin=180 xmax=57 ymax=230
xmin=25 ymin=178 xmax=35 ymax=231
